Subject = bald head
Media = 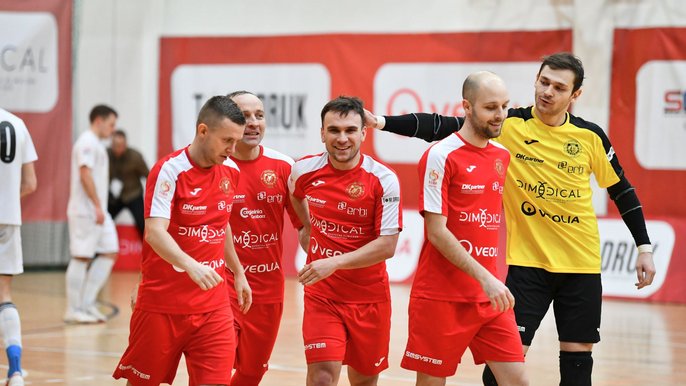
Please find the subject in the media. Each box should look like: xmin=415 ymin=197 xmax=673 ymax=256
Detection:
xmin=462 ymin=71 xmax=507 ymax=105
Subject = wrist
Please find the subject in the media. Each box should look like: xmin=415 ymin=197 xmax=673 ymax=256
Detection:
xmin=637 ymin=244 xmax=653 ymax=254
xmin=377 ymin=115 xmax=386 ymax=130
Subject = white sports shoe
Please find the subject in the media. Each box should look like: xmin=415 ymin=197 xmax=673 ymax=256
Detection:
xmin=63 ymin=310 xmax=98 ymax=324
xmin=6 ymin=372 xmax=24 ymax=386
xmin=84 ymin=305 xmax=107 ymax=322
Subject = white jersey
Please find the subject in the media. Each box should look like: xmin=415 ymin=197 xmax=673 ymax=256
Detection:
xmin=0 ymin=109 xmax=38 ymax=225
xmin=67 ymin=130 xmax=109 ymax=217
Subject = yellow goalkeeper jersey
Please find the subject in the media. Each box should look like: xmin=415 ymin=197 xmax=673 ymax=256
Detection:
xmin=495 ymin=107 xmax=620 ymax=273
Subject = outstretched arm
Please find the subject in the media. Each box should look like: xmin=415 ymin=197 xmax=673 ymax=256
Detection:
xmin=364 ymin=109 xmax=462 ymax=142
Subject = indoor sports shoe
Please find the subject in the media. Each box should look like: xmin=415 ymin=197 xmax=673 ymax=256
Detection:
xmin=84 ymin=305 xmax=107 ymax=322
xmin=63 ymin=310 xmax=98 ymax=324
xmin=6 ymin=372 xmax=24 ymax=386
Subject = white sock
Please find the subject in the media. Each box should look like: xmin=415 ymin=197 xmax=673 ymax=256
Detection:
xmin=0 ymin=303 xmax=21 ymax=347
xmin=81 ymin=257 xmax=115 ymax=309
xmin=65 ymin=259 xmax=89 ymax=312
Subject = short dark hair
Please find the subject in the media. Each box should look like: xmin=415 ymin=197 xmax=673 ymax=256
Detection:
xmin=196 ymin=95 xmax=246 ymax=129
xmin=89 ymin=104 xmax=117 ymax=123
xmin=113 ymin=129 xmax=126 ymax=139
xmin=320 ymin=96 xmax=365 ymax=126
xmin=538 ymin=52 xmax=585 ymax=93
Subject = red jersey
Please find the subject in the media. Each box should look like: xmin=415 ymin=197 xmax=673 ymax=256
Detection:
xmin=137 ymin=147 xmax=240 ymax=314
xmin=226 ymin=146 xmax=301 ymax=304
xmin=413 ymin=133 xmax=510 ymax=302
xmin=289 ymin=153 xmax=403 ymax=303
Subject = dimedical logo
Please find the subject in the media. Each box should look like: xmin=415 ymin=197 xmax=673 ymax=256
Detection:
xmin=635 ymin=60 xmax=686 ymax=170
xmin=171 ymin=64 xmax=330 ymax=159
xmin=373 ymin=62 xmax=537 ymax=163
xmin=0 ymin=12 xmax=58 ymax=112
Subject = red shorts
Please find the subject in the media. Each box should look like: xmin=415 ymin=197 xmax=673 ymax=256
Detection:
xmin=401 ymin=297 xmax=524 ymax=377
xmin=302 ymin=293 xmax=391 ymax=376
xmin=113 ymin=306 xmax=235 ymax=385
xmin=231 ymin=300 xmax=283 ymax=381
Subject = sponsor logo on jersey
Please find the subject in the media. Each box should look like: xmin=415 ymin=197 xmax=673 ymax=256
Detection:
xmin=190 ymin=187 xmax=202 ymax=196
xmin=520 ymin=201 xmax=580 ymax=224
xmin=310 ymin=216 xmax=364 ymax=238
xmin=178 ymin=225 xmax=226 ymax=244
xmin=243 ymin=262 xmax=280 ymax=274
xmin=309 ymin=237 xmax=345 ymax=258
xmin=563 ymin=140 xmax=582 ymax=158
xmin=461 ymin=184 xmax=485 ymax=194
xmin=466 ymin=165 xmax=476 ymax=172
xmin=218 ymin=200 xmax=232 ymax=212
xmin=515 ymin=153 xmax=545 ymax=164
xmin=606 ymin=146 xmax=615 ymax=162
xmin=346 ymin=181 xmax=365 ymax=199
xmin=557 ymin=161 xmax=584 ymax=175
xmin=382 ymin=196 xmax=400 ymax=204
xmin=459 ymin=238 xmax=499 ymax=257
xmin=337 ymin=201 xmax=368 ymax=217
xmin=260 ymin=169 xmax=277 ymax=188
xmin=181 ymin=203 xmax=207 ymax=215
xmin=157 ymin=180 xmax=172 ymax=197
xmin=233 ymin=230 xmax=279 ymax=248
xmin=257 ymin=191 xmax=283 ymax=203
xmin=172 ymin=257 xmax=225 ymax=272
xmin=306 ymin=195 xmax=327 ymax=207
xmin=311 ymin=180 xmax=325 ymax=187
xmin=516 ymin=179 xmax=581 ymax=202
xmin=492 ymin=182 xmax=504 ymax=194
xmin=524 ymin=139 xmax=539 ymax=145
xmin=240 ymin=207 xmax=266 ymax=219
xmin=428 ymin=169 xmax=441 ymax=187
xmin=494 ymin=158 xmax=505 ymax=177
xmin=219 ymin=177 xmax=232 ymax=195
xmin=459 ymin=209 xmax=501 ymax=231
xmin=233 ymin=194 xmax=246 ymax=203
xmin=405 ymin=351 xmax=443 ymax=365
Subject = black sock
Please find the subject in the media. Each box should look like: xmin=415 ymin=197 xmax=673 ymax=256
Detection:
xmin=482 ymin=364 xmax=499 ymax=386
xmin=559 ymin=351 xmax=593 ymax=386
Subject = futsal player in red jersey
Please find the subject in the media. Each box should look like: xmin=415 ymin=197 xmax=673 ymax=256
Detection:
xmin=225 ymin=91 xmax=306 ymax=386
xmin=288 ymin=96 xmax=403 ymax=386
xmin=113 ymin=95 xmax=252 ymax=386
xmin=401 ymin=72 xmax=528 ymax=386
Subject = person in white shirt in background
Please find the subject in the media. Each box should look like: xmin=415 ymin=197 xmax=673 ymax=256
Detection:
xmin=65 ymin=105 xmax=119 ymax=324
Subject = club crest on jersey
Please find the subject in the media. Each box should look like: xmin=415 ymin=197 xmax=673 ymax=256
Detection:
xmin=346 ymin=181 xmax=365 ymax=199
xmin=260 ymin=169 xmax=277 ymax=188
xmin=563 ymin=140 xmax=582 ymax=158
xmin=219 ymin=177 xmax=232 ymax=195
xmin=494 ymin=158 xmax=505 ymax=177
xmin=157 ymin=180 xmax=172 ymax=197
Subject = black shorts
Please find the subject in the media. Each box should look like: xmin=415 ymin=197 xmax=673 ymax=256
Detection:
xmin=506 ymin=265 xmax=602 ymax=346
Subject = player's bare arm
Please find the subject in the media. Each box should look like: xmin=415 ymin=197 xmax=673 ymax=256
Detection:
xmin=144 ymin=217 xmax=223 ymax=291
xmin=425 ymin=212 xmax=514 ymax=312
xmin=298 ymin=233 xmax=399 ymax=286
xmin=20 ymin=162 xmax=37 ymax=197
xmin=289 ymin=192 xmax=311 ymax=251
xmin=78 ymin=165 xmax=105 ymax=224
xmin=224 ymin=222 xmax=252 ymax=314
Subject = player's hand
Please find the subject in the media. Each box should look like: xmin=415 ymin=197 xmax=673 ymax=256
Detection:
xmin=186 ymin=261 xmax=224 ymax=291
xmin=95 ymin=206 xmax=105 ymax=225
xmin=363 ymin=109 xmax=379 ymax=129
xmin=635 ymin=252 xmax=656 ymax=289
xmin=297 ymin=226 xmax=311 ymax=251
xmin=298 ymin=259 xmax=338 ymax=286
xmin=129 ymin=283 xmax=139 ymax=311
xmin=233 ymin=273 xmax=252 ymax=314
xmin=480 ymin=275 xmax=515 ymax=312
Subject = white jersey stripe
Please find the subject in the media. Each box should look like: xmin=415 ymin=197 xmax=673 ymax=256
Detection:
xmin=150 ymin=151 xmax=193 ymax=219
xmin=423 ymin=134 xmax=466 ymax=214
xmin=361 ymin=155 xmax=401 ymax=235
xmin=262 ymin=146 xmax=295 ymax=166
xmin=288 ymin=153 xmax=327 ymax=193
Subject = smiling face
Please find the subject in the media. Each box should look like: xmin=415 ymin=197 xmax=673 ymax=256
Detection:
xmin=534 ymin=65 xmax=582 ymax=123
xmin=463 ymin=76 xmax=510 ymax=140
xmin=233 ymin=93 xmax=266 ymax=149
xmin=321 ymin=110 xmax=366 ymax=170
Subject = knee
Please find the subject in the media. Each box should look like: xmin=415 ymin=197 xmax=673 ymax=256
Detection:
xmin=309 ymin=370 xmax=335 ymax=386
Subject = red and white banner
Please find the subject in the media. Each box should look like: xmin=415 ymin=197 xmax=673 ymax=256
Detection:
xmin=0 ymin=0 xmax=72 ymax=222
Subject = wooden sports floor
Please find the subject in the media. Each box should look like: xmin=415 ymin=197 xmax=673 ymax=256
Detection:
xmin=10 ymin=271 xmax=686 ymax=385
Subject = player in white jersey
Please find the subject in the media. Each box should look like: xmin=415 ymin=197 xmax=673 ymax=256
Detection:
xmin=0 ymin=108 xmax=38 ymax=386
xmin=65 ymin=105 xmax=119 ymax=324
